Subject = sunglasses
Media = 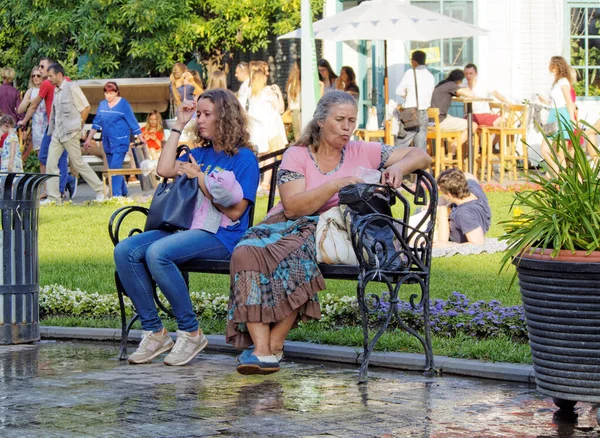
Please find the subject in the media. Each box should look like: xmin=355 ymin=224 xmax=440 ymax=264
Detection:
xmin=32 ymin=74 xmax=42 ymax=78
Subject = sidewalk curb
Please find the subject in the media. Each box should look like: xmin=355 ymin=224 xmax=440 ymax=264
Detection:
xmin=40 ymin=326 xmax=535 ymax=384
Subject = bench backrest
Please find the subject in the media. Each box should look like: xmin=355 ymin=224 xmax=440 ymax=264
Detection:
xmin=249 ymin=148 xmax=287 ymax=226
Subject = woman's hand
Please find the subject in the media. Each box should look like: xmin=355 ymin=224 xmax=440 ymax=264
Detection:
xmin=381 ymin=166 xmax=404 ymax=188
xmin=334 ymin=176 xmax=363 ymax=191
xmin=83 ymin=138 xmax=93 ymax=150
xmin=176 ymin=100 xmax=196 ymax=128
xmin=177 ymin=161 xmax=202 ymax=179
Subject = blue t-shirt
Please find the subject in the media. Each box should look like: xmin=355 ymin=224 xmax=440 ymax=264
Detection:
xmin=179 ymin=146 xmax=259 ymax=253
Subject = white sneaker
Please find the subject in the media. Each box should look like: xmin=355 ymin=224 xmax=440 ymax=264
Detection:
xmin=95 ymin=192 xmax=105 ymax=202
xmin=164 ymin=330 xmax=208 ymax=366
xmin=128 ymin=330 xmax=174 ymax=364
xmin=40 ymin=198 xmax=58 ymax=206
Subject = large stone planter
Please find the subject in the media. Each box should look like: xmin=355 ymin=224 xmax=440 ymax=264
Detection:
xmin=515 ymin=250 xmax=600 ymax=421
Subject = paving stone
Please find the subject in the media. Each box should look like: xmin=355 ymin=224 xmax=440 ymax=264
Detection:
xmin=0 ymin=340 xmax=598 ymax=436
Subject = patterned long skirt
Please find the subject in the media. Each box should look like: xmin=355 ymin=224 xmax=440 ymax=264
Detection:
xmin=226 ymin=212 xmax=325 ymax=349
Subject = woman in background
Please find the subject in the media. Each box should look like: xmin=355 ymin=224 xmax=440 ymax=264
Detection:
xmin=286 ymin=60 xmax=301 ymax=142
xmin=142 ymin=110 xmax=165 ymax=160
xmin=317 ymin=59 xmax=339 ymax=94
xmin=18 ymin=67 xmax=47 ymax=153
xmin=207 ymin=70 xmax=227 ymax=90
xmin=339 ymin=66 xmax=359 ymax=100
xmin=83 ymin=81 xmax=146 ymax=197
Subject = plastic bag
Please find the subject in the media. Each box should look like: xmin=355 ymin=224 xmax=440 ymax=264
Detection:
xmin=353 ymin=167 xmax=381 ymax=184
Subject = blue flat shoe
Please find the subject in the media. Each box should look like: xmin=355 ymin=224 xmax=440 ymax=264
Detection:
xmin=236 ymin=353 xmax=280 ymax=375
xmin=235 ymin=346 xmax=284 ymax=363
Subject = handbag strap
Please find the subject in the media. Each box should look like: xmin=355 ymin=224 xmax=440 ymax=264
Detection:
xmin=159 ymin=145 xmax=193 ymax=184
xmin=413 ymin=67 xmax=419 ymax=110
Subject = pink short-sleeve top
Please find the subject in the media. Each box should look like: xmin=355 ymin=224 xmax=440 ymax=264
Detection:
xmin=270 ymin=141 xmax=393 ymax=215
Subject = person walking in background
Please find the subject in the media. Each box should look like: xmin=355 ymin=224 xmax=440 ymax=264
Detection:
xmin=395 ymin=50 xmax=435 ymax=151
xmin=430 ymin=69 xmax=477 ymax=153
xmin=286 ymin=60 xmax=302 ymax=142
xmin=0 ymin=67 xmax=22 ymax=122
xmin=0 ymin=115 xmax=22 ymax=172
xmin=464 ymin=63 xmax=511 ymax=127
xmin=114 ymin=89 xmax=259 ymax=367
xmin=317 ymin=59 xmax=339 ymax=94
xmin=44 ymin=63 xmax=104 ymax=203
xmin=18 ymin=67 xmax=47 ymax=153
xmin=18 ymin=58 xmax=76 ymax=200
xmin=235 ymin=62 xmax=250 ymax=109
xmin=83 ymin=81 xmax=146 ymax=198
xmin=142 ymin=110 xmax=165 ymax=160
xmin=339 ymin=66 xmax=359 ymax=101
xmin=539 ymin=56 xmax=577 ymax=176
xmin=207 ymin=70 xmax=227 ymax=90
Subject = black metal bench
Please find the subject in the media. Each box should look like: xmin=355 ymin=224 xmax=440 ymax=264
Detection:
xmin=108 ymin=148 xmax=438 ymax=382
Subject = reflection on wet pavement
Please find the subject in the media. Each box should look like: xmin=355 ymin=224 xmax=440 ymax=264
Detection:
xmin=0 ymin=340 xmax=598 ymax=437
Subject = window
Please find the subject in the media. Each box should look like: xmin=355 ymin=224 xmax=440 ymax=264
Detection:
xmin=411 ymin=0 xmax=475 ymax=82
xmin=569 ymin=4 xmax=600 ymax=97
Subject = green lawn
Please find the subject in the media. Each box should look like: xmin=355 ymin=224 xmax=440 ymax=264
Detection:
xmin=39 ymin=191 xmax=520 ymax=305
xmin=38 ymin=190 xmax=530 ymax=363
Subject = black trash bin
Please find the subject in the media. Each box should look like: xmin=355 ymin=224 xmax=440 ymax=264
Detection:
xmin=0 ymin=172 xmax=55 ymax=344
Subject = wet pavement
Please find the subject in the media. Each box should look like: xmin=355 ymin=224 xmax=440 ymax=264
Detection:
xmin=0 ymin=341 xmax=598 ymax=437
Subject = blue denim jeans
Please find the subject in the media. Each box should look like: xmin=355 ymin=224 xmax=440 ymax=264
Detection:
xmin=114 ymin=229 xmax=231 ymax=332
xmin=40 ymin=129 xmax=74 ymax=194
xmin=105 ymin=151 xmax=128 ymax=197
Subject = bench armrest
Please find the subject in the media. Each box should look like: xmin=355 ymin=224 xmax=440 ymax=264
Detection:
xmin=108 ymin=206 xmax=150 ymax=247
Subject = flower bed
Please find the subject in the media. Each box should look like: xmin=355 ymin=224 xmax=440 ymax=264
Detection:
xmin=39 ymin=285 xmax=527 ymax=342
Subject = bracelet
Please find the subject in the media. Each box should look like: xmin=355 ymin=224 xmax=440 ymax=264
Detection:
xmin=171 ymin=128 xmax=182 ymax=134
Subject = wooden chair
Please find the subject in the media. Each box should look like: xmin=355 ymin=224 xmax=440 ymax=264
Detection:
xmin=481 ymin=104 xmax=528 ymax=183
xmin=426 ymin=107 xmax=464 ymax=176
xmin=475 ymin=103 xmax=504 ymax=181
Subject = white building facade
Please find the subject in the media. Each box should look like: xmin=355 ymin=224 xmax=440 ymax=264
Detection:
xmin=321 ymin=0 xmax=599 ymax=126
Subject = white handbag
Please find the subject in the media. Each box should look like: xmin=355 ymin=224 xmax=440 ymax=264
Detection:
xmin=315 ymin=207 xmax=358 ymax=265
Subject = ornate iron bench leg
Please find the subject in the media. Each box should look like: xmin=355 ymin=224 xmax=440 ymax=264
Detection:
xmin=116 ymin=271 xmax=135 ymax=360
xmin=357 ymin=278 xmax=370 ymax=384
xmin=422 ymin=293 xmax=435 ymax=377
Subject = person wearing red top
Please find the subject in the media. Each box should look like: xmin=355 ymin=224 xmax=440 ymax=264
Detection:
xmin=18 ymin=57 xmax=76 ymax=198
xmin=141 ymin=110 xmax=165 ymax=160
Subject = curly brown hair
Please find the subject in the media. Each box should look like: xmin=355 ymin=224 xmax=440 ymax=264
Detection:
xmin=437 ymin=168 xmax=471 ymax=199
xmin=549 ymin=56 xmax=572 ymax=85
xmin=195 ymin=88 xmax=252 ymax=156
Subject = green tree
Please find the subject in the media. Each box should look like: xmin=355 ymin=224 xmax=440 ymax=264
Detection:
xmin=0 ymin=0 xmax=322 ymax=88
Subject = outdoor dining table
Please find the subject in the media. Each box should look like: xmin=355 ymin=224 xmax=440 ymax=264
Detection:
xmin=453 ymin=96 xmax=493 ymax=173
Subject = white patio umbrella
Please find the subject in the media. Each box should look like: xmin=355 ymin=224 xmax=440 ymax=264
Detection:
xmin=279 ymin=0 xmax=489 ymax=142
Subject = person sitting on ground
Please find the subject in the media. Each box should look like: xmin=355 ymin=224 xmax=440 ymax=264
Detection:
xmin=142 ymin=110 xmax=165 ymax=160
xmin=227 ymin=91 xmax=432 ymax=375
xmin=114 ymin=89 xmax=259 ymax=367
xmin=434 ymin=167 xmax=491 ymax=246
xmin=430 ymin=69 xmax=477 ymax=152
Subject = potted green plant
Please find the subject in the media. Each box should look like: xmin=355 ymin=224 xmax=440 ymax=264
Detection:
xmin=500 ymin=119 xmax=600 ymax=420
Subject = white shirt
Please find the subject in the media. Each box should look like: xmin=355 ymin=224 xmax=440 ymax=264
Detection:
xmin=470 ymin=80 xmax=494 ymax=113
xmin=237 ymin=78 xmax=250 ymax=109
xmin=550 ymin=78 xmax=570 ymax=108
xmin=395 ymin=65 xmax=435 ymax=111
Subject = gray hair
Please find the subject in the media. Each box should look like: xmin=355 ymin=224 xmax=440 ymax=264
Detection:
xmin=295 ymin=91 xmax=357 ymax=150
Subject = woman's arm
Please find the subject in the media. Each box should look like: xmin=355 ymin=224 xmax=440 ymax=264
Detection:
xmin=270 ymin=85 xmax=285 ymax=114
xmin=17 ymin=89 xmax=32 ymax=114
xmin=561 ymin=84 xmax=576 ymax=123
xmin=381 ymin=147 xmax=432 ymax=187
xmin=8 ymin=139 xmax=18 ymax=171
xmin=435 ymin=205 xmax=450 ymax=243
xmin=156 ymin=100 xmax=196 ymax=178
xmin=279 ymin=176 xmax=362 ymax=219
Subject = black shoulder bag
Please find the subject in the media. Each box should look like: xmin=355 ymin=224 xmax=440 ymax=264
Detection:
xmin=398 ymin=68 xmax=420 ymax=130
xmin=144 ymin=145 xmax=199 ymax=232
xmin=339 ymin=184 xmax=403 ymax=271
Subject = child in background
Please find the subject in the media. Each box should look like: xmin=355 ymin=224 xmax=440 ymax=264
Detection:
xmin=142 ymin=110 xmax=165 ymax=160
xmin=0 ymin=115 xmax=22 ymax=172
